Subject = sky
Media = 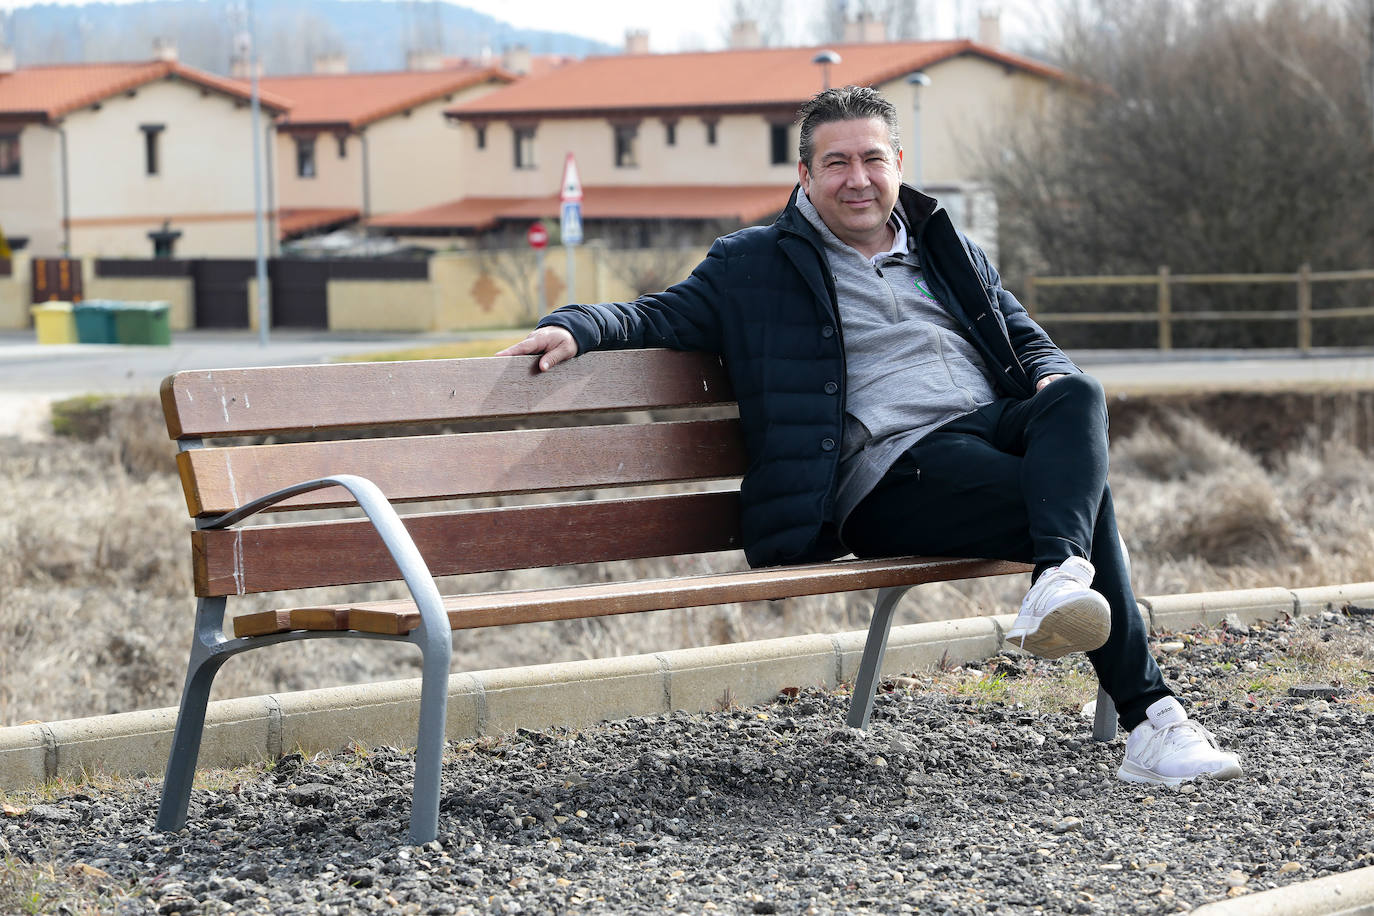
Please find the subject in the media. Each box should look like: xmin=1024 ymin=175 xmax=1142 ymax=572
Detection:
xmin=0 ymin=0 xmax=1052 ymax=54
xmin=456 ymin=0 xmax=736 ymax=51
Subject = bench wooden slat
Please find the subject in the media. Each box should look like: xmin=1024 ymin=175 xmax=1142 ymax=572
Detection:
xmin=178 ymin=419 xmax=746 ymax=517
xmin=194 ymin=491 xmax=743 ymax=596
xmin=231 ymin=557 xmax=1030 ymax=637
xmin=161 ymin=350 xmax=734 ymax=439
xmin=234 ymin=609 xmax=352 ymax=638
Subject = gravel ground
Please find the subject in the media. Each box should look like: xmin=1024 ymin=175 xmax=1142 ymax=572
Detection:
xmin=3 ymin=610 xmax=1372 ymax=915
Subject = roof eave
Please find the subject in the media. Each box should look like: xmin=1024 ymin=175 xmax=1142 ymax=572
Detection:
xmin=0 ymin=111 xmax=54 ymax=126
xmin=446 ymin=100 xmax=805 ymax=122
xmin=278 ymin=120 xmax=357 ymax=134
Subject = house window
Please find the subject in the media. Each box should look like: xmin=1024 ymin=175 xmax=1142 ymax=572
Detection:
xmin=704 ymin=119 xmax=718 ymax=145
xmin=664 ymin=121 xmax=676 ymax=146
xmin=513 ymin=126 xmax=536 ymax=170
xmin=0 ymin=132 xmax=19 ymax=176
xmin=140 ymin=124 xmax=164 ymax=176
xmin=769 ymin=123 xmax=790 ymax=165
xmin=474 ymin=124 xmax=486 ymax=149
xmin=336 ymin=134 xmax=348 ymax=159
xmin=614 ymin=123 xmax=639 ymax=168
xmin=296 ymin=136 xmax=317 ymax=178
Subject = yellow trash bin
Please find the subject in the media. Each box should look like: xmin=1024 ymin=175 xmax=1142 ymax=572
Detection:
xmin=31 ymin=302 xmax=77 ymax=345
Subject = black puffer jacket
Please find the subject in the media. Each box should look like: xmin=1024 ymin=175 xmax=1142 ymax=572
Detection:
xmin=537 ymin=184 xmax=1080 ymax=568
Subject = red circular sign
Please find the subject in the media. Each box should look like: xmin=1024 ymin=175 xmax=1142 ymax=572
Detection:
xmin=526 ymin=223 xmax=549 ymax=249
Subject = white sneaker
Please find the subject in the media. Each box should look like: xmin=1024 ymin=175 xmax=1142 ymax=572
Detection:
xmin=1118 ymin=697 xmax=1243 ymax=786
xmin=1004 ymin=556 xmax=1111 ymax=659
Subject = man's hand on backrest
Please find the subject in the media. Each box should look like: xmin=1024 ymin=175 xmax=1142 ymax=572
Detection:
xmin=496 ymin=326 xmax=579 ymax=372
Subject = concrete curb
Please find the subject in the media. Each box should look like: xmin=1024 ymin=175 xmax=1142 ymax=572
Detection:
xmin=1191 ymin=865 xmax=1374 ymax=916
xmin=4 ymin=581 xmax=1371 ymax=793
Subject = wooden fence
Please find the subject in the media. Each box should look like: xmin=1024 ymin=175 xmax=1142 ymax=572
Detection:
xmin=1024 ymin=264 xmax=1374 ymax=351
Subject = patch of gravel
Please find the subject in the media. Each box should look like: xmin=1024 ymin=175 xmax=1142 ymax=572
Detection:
xmin=4 ymin=611 xmax=1372 ymax=915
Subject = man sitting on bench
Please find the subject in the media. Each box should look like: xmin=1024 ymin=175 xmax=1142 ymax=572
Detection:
xmin=499 ymin=86 xmax=1241 ymax=787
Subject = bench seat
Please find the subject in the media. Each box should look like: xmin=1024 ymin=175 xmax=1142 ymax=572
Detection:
xmin=234 ymin=556 xmax=1028 ymax=637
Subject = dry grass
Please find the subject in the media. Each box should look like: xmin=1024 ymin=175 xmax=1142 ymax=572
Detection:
xmin=332 ymin=336 xmax=525 ymax=363
xmin=2 ymin=396 xmax=1373 ymax=727
xmin=0 ymin=858 xmax=132 ymax=916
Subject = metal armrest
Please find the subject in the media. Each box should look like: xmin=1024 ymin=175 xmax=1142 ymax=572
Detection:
xmin=201 ymin=474 xmax=449 ymax=645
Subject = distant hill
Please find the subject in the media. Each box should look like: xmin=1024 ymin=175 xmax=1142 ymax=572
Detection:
xmin=0 ymin=0 xmax=617 ymax=75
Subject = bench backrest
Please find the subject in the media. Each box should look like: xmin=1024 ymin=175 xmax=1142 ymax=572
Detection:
xmin=161 ymin=350 xmax=747 ymax=599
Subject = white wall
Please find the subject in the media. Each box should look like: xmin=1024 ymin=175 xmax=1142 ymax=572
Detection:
xmin=0 ymin=125 xmax=65 ymax=255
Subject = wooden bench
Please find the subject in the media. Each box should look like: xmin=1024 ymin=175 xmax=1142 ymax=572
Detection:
xmin=155 ymin=348 xmax=1117 ymax=845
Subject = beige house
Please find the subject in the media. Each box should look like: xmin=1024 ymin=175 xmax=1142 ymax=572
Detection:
xmin=0 ymin=55 xmax=290 ymax=258
xmin=373 ymin=39 xmax=1065 ymax=258
xmin=260 ymin=64 xmax=513 ymax=241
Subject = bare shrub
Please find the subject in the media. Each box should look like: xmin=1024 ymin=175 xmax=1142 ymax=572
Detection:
xmin=985 ymin=0 xmax=1374 ymax=348
xmin=1166 ymin=467 xmax=1307 ymax=566
xmin=1111 ymin=413 xmax=1261 ymax=481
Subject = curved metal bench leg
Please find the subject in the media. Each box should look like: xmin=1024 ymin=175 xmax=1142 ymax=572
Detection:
xmin=157 ymin=597 xmax=229 ymax=832
xmin=846 ymin=585 xmax=914 ymax=729
xmin=1092 ymin=685 xmax=1118 ymax=742
xmin=407 ymin=620 xmax=452 ymax=845
xmin=1089 ymin=534 xmax=1126 ymax=742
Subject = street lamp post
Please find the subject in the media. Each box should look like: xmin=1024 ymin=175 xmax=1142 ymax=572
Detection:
xmin=811 ymin=50 xmax=841 ymax=91
xmin=906 ymin=71 xmax=931 ymax=189
xmin=247 ymin=0 xmax=270 ymax=346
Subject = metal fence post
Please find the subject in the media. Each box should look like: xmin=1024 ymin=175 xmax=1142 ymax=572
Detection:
xmin=1157 ymin=266 xmax=1172 ymax=351
xmin=1297 ymin=262 xmax=1312 ymax=352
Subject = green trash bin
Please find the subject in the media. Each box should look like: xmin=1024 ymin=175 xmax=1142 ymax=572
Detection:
xmin=112 ymin=301 xmax=172 ymax=346
xmin=73 ymin=301 xmax=119 ymax=344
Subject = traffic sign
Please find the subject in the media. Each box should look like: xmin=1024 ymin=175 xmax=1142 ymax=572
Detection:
xmin=526 ymin=222 xmax=548 ymax=249
xmin=560 ymin=201 xmax=583 ymax=246
xmin=560 ymin=153 xmax=583 ymax=202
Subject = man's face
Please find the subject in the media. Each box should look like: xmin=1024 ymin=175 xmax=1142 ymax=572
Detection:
xmin=798 ymin=117 xmax=904 ymax=256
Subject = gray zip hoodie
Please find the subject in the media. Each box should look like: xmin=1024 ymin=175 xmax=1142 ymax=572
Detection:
xmin=795 ymin=188 xmax=998 ymax=529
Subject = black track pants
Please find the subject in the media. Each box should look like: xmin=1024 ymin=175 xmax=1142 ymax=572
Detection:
xmin=841 ymin=373 xmax=1171 ymax=730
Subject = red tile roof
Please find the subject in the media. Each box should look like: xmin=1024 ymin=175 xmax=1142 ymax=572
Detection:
xmin=368 ymin=184 xmax=795 ymax=231
xmin=278 ymin=207 xmax=361 ymax=239
xmin=260 ymin=66 xmax=511 ymax=131
xmin=448 ymin=40 xmax=1064 ymax=120
xmin=444 ymin=54 xmax=576 ymax=79
xmin=0 ymin=60 xmax=291 ymax=124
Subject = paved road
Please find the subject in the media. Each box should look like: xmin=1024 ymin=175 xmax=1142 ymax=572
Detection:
xmin=3 ymin=329 xmax=1374 ymax=395
xmin=1 ymin=330 xmax=1373 ymax=438
xmin=0 ymin=329 xmax=515 ymax=397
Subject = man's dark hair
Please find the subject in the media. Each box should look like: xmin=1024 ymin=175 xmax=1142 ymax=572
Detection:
xmin=796 ymin=86 xmax=901 ymax=167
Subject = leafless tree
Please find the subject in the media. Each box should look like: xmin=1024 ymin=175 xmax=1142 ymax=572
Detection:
xmin=1350 ymin=0 xmax=1374 ymax=142
xmin=603 ymin=248 xmax=701 ymax=298
xmin=724 ymin=0 xmax=791 ymax=46
xmin=982 ymin=0 xmax=1374 ymax=347
xmin=812 ymin=0 xmax=925 ymax=43
xmin=597 ymin=218 xmax=723 ymax=297
xmin=474 ymin=238 xmax=544 ymax=324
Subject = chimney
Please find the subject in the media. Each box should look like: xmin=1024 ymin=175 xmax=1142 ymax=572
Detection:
xmin=842 ymin=12 xmax=886 ymax=44
xmin=624 ymin=29 xmax=650 ymax=55
xmin=229 ymin=53 xmax=253 ymax=79
xmin=405 ymin=49 xmax=444 ymax=71
xmin=313 ymin=52 xmax=348 ymax=74
xmin=729 ymin=20 xmax=762 ymax=49
xmin=153 ymin=37 xmax=178 ymax=63
xmin=0 ymin=45 xmax=15 ymax=74
xmin=502 ymin=44 xmax=532 ymax=75
xmin=978 ymin=9 xmax=1002 ymax=47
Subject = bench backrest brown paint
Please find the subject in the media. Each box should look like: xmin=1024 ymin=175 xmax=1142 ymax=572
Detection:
xmin=161 ymin=350 xmax=749 ymax=598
